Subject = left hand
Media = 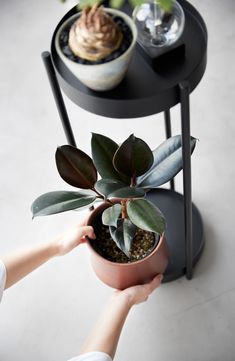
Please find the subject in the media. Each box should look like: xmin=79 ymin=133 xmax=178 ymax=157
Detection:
xmin=53 ymin=224 xmax=96 ymax=256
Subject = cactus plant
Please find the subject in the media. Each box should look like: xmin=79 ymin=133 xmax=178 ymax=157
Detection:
xmin=32 ymin=133 xmax=196 ymax=258
xmin=68 ymin=4 xmax=123 ymax=61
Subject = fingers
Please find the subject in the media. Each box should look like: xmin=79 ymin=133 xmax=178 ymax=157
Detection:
xmin=145 ymin=274 xmax=163 ymax=294
xmin=78 ymin=226 xmax=96 ymax=240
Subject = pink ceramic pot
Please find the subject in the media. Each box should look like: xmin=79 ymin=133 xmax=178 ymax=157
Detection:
xmin=86 ymin=202 xmax=169 ymax=290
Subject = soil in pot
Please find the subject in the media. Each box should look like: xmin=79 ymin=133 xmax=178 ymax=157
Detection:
xmin=90 ymin=223 xmax=159 ymax=263
xmin=59 ymin=15 xmax=133 ymax=65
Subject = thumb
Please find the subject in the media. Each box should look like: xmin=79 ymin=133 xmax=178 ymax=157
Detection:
xmin=148 ymin=274 xmax=163 ymax=293
xmin=79 ymin=226 xmax=96 ymax=240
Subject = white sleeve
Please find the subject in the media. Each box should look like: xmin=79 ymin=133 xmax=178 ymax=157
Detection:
xmin=0 ymin=260 xmax=7 ymax=302
xmin=68 ymin=351 xmax=112 ymax=361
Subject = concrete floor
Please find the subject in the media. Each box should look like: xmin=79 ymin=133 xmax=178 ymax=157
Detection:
xmin=0 ymin=0 xmax=235 ymax=360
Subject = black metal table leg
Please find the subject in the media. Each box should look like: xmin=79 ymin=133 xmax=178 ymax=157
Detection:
xmin=164 ymin=109 xmax=175 ymax=191
xmin=179 ymin=81 xmax=193 ymax=280
xmin=41 ymin=51 xmax=76 ymax=147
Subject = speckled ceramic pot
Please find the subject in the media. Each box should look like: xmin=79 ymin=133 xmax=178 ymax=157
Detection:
xmin=86 ymin=202 xmax=169 ymax=290
xmin=55 ymin=9 xmax=137 ymax=91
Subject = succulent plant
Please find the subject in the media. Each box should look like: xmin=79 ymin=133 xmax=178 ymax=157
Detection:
xmin=69 ymin=4 xmax=123 ymax=61
xmin=32 ymin=133 xmax=196 ymax=257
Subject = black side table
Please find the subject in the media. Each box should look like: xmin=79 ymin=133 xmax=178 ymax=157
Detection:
xmin=42 ymin=0 xmax=207 ymax=282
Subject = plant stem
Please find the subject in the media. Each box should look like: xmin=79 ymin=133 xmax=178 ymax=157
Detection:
xmin=92 ymin=187 xmax=105 ymax=199
xmin=131 ymin=173 xmax=136 ymax=187
xmin=106 ymin=198 xmax=115 ymax=206
xmin=121 ymin=200 xmax=127 ymax=219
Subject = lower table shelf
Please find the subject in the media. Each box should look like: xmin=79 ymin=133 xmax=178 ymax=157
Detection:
xmin=146 ymin=188 xmax=204 ymax=282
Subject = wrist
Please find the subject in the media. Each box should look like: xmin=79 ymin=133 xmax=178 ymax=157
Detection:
xmin=47 ymin=240 xmax=61 ymax=257
xmin=112 ymin=290 xmax=134 ymax=309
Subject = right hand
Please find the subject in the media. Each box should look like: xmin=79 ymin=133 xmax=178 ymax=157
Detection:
xmin=116 ymin=274 xmax=163 ymax=306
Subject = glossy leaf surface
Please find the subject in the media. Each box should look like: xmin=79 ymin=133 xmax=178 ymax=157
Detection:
xmin=31 ymin=191 xmax=96 ymax=218
xmin=95 ymin=179 xmax=126 ymax=198
xmin=127 ymin=199 xmax=166 ymax=235
xmin=108 ymin=186 xmax=145 ymax=199
xmin=56 ymin=145 xmax=97 ymax=189
xmin=113 ymin=134 xmax=153 ymax=177
xmin=102 ymin=204 xmax=122 ymax=227
xmin=109 ymin=219 xmax=136 ymax=257
xmin=95 ymin=179 xmax=145 ymax=199
xmin=137 ymin=135 xmax=197 ymax=188
xmin=91 ymin=133 xmax=124 ymax=181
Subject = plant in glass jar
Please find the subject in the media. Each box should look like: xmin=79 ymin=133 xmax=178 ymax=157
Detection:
xmin=132 ymin=0 xmax=185 ymax=47
xmin=31 ymin=133 xmax=196 ymax=289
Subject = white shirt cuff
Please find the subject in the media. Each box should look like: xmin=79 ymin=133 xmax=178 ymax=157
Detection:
xmin=68 ymin=351 xmax=112 ymax=361
xmin=0 ymin=260 xmax=7 ymax=302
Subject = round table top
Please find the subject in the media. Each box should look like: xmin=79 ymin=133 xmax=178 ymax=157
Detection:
xmin=51 ymin=0 xmax=207 ymax=118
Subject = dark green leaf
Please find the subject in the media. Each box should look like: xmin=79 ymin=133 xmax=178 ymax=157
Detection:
xmin=123 ymin=219 xmax=137 ymax=253
xmin=109 ymin=219 xmax=136 ymax=257
xmin=56 ymin=145 xmax=97 ymax=189
xmin=95 ymin=179 xmax=126 ymax=198
xmin=137 ymin=135 xmax=197 ymax=188
xmin=108 ymin=186 xmax=145 ymax=198
xmin=31 ymin=191 xmax=96 ymax=218
xmin=95 ymin=179 xmax=146 ymax=199
xmin=127 ymin=199 xmax=166 ymax=235
xmin=102 ymin=204 xmax=122 ymax=227
xmin=91 ymin=133 xmax=125 ymax=181
xmin=113 ymin=134 xmax=154 ymax=177
xmin=95 ymin=179 xmax=145 ymax=199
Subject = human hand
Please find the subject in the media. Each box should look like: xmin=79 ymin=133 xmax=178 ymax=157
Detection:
xmin=53 ymin=224 xmax=96 ymax=256
xmin=115 ymin=274 xmax=163 ymax=307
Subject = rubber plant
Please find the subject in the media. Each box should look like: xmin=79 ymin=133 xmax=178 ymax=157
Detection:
xmin=32 ymin=133 xmax=196 ymax=257
xmin=61 ymin=0 xmax=174 ymax=62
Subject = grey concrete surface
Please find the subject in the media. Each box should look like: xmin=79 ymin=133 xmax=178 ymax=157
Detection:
xmin=0 ymin=0 xmax=235 ymax=360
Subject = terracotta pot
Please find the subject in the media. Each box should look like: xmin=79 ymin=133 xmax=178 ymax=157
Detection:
xmin=86 ymin=202 xmax=169 ymax=290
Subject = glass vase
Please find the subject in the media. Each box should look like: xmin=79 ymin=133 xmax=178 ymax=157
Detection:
xmin=133 ymin=0 xmax=185 ymax=47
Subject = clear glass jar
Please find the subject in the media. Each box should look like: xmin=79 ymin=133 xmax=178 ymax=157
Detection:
xmin=133 ymin=0 xmax=185 ymax=47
